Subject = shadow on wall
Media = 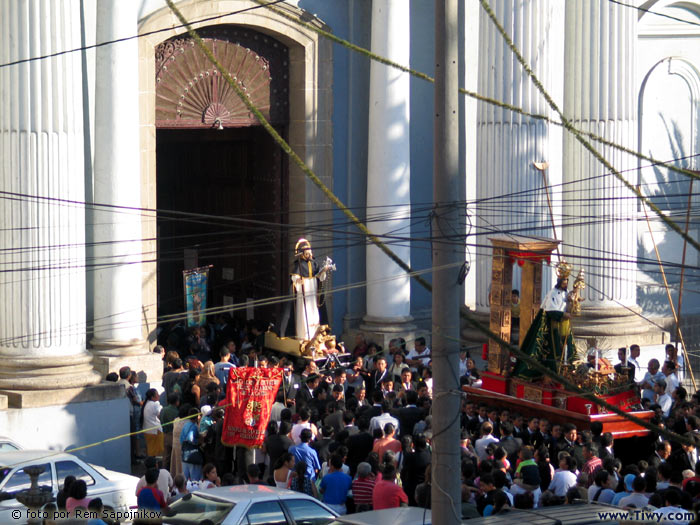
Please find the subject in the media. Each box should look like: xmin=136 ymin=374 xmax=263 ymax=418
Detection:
xmin=638 ymin=119 xmax=700 ymax=321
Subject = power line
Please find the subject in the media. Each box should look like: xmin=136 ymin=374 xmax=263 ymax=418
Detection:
xmin=608 ymin=0 xmax=700 ymax=28
xmin=0 ymin=0 xmax=288 ymax=69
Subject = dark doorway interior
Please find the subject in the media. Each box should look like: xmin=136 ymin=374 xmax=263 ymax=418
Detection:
xmin=156 ymin=127 xmax=288 ymax=326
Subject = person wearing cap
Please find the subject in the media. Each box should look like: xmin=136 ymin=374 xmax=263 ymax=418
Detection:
xmin=611 ymin=473 xmax=637 ymax=506
xmin=290 ymin=238 xmax=332 ymax=341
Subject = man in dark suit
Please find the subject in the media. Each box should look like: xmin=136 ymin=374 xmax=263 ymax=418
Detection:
xmin=396 ymin=390 xmax=423 ymax=439
xmin=368 ymin=355 xmax=390 ymax=395
xmin=346 ymin=416 xmax=374 ymax=477
xmin=557 ymin=423 xmax=584 ymax=468
xmin=670 ymin=436 xmax=698 ymax=473
xmin=648 ymin=441 xmax=671 ymax=468
xmin=522 ymin=417 xmax=541 ymax=448
xmin=341 ymin=410 xmax=359 ymax=436
xmin=323 ymin=400 xmax=345 ymax=435
xmin=358 ymin=389 xmax=384 ymax=421
xmin=297 ymin=374 xmax=320 ymax=407
xmin=498 ymin=421 xmax=523 ymax=467
xmin=614 ymin=347 xmax=637 ymax=382
xmin=280 ymin=367 xmax=301 ymax=403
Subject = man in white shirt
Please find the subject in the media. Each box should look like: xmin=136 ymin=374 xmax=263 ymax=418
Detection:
xmin=628 ymin=344 xmax=643 ymax=383
xmin=655 ymin=379 xmax=672 ymax=418
xmin=474 ymin=422 xmax=500 ymax=462
xmin=369 ymin=401 xmax=400 ymax=436
xmin=640 ymin=359 xmax=665 ymax=402
xmin=135 ymin=456 xmax=173 ymax=499
xmin=548 ymin=455 xmax=578 ymax=497
xmin=663 ymin=360 xmax=680 ymax=396
xmin=406 ymin=337 xmax=431 ymax=371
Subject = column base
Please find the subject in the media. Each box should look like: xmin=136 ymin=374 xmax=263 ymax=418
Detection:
xmin=90 ymin=338 xmax=163 ymax=383
xmin=0 ymin=352 xmax=102 ymax=390
xmin=572 ymin=305 xmax=670 ymax=352
xmin=345 ymin=314 xmax=418 ymax=350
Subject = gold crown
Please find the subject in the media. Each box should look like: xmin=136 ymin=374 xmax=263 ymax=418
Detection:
xmin=556 ymin=261 xmax=572 ymax=280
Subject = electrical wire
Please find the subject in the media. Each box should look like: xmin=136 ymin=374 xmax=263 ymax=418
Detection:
xmin=0 ymin=0 xmax=289 ymax=70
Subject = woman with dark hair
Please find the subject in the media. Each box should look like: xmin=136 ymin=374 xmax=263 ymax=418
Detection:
xmin=56 ymin=475 xmax=76 ymax=510
xmin=143 ymin=388 xmax=164 ymax=457
xmin=273 ymin=453 xmax=295 ymax=488
xmin=182 ymin=368 xmax=201 ymax=407
xmin=65 ymin=479 xmax=90 ymax=513
xmin=200 ymin=463 xmax=220 ymax=489
xmin=535 ymin=446 xmax=554 ymax=491
xmin=288 ymin=460 xmax=318 ymax=498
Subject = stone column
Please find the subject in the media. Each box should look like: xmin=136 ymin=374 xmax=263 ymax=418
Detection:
xmin=562 ymin=1 xmax=652 ymax=347
xmin=475 ymin=0 xmax=558 ymax=314
xmin=91 ymin=0 xmax=157 ymax=377
xmin=360 ymin=0 xmax=415 ymax=347
xmin=0 ymin=0 xmax=100 ymax=389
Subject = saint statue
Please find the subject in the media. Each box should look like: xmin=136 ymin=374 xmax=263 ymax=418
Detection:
xmin=512 ymin=261 xmax=578 ymax=380
xmin=291 ymin=238 xmax=333 ymax=341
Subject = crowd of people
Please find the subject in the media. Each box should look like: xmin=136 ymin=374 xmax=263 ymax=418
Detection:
xmin=94 ymin=315 xmax=700 ymax=523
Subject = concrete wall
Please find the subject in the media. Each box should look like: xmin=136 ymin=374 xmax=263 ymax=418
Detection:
xmin=0 ymin=397 xmax=131 ymax=474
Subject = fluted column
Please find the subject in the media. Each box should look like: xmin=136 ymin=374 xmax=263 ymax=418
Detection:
xmin=90 ymin=0 xmax=147 ymax=357
xmin=562 ymin=0 xmax=643 ymax=342
xmin=0 ymin=0 xmax=101 ymax=389
xmin=361 ymin=0 xmax=415 ymax=345
xmin=475 ymin=0 xmax=558 ymax=313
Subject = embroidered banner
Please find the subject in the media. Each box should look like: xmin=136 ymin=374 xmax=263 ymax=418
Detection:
xmin=222 ymin=367 xmax=283 ymax=448
xmin=183 ymin=265 xmax=210 ymax=327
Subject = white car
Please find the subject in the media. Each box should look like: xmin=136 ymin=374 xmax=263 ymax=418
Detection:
xmin=0 ymin=450 xmax=138 ymax=521
xmin=327 ymin=508 xmax=432 ymax=525
xmin=0 ymin=437 xmax=22 ymax=452
xmin=164 ymin=485 xmax=339 ymax=525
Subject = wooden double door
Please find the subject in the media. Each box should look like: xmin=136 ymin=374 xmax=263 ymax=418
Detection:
xmin=156 ymin=126 xmax=288 ymax=325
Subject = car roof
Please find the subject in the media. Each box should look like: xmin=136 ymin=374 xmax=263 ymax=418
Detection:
xmin=332 ymin=507 xmax=432 ymax=525
xmin=461 ymin=503 xmax=619 ymax=525
xmin=192 ymin=484 xmax=315 ymax=503
xmin=0 ymin=450 xmax=76 ymax=466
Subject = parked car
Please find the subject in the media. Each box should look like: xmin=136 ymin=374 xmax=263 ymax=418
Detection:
xmin=0 ymin=450 xmax=138 ymax=521
xmin=327 ymin=507 xmax=432 ymax=525
xmin=459 ymin=502 xmax=623 ymax=525
xmin=164 ymin=485 xmax=339 ymax=525
xmin=0 ymin=437 xmax=22 ymax=452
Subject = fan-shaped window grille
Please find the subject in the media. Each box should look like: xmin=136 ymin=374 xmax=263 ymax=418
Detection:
xmin=155 ymin=26 xmax=289 ymax=128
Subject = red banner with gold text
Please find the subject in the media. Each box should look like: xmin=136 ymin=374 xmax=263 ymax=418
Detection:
xmin=222 ymin=367 xmax=282 ymax=448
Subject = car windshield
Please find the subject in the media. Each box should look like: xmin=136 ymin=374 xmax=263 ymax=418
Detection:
xmin=164 ymin=493 xmax=235 ymax=525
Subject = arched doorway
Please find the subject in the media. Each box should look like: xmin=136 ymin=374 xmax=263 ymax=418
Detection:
xmin=154 ymin=26 xmax=289 ymax=325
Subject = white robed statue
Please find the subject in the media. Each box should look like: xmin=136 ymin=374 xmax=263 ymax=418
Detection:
xmin=291 ymin=238 xmax=333 ymax=340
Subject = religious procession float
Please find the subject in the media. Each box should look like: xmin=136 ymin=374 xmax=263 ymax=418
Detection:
xmin=264 ymin=238 xmax=346 ymax=361
xmin=462 ymin=235 xmax=654 ymax=438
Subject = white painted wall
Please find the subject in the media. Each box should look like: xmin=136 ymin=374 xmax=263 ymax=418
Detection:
xmin=0 ymin=397 xmax=131 ymax=474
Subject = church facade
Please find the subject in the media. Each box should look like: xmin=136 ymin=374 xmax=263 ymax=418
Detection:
xmin=0 ymin=0 xmax=698 ymax=469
